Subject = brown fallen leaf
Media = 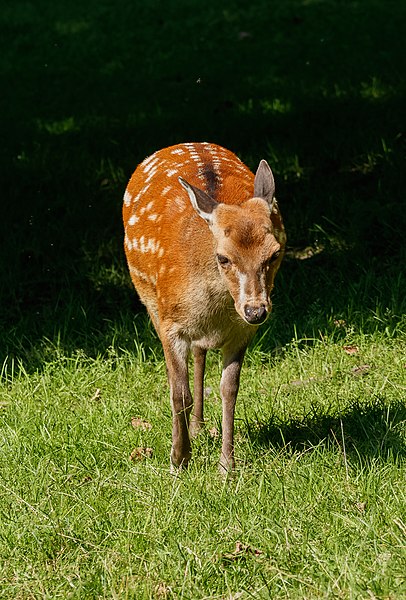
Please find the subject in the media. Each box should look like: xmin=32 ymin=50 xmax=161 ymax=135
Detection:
xmin=129 ymin=447 xmax=153 ymax=461
xmin=208 ymin=427 xmax=219 ymax=439
xmin=343 ymin=345 xmax=359 ymax=355
xmin=351 ymin=365 xmax=371 ymax=376
xmin=131 ymin=417 xmax=152 ymax=431
xmin=222 ymin=541 xmax=264 ymax=562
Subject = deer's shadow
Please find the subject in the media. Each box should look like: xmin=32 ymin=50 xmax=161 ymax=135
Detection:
xmin=244 ymin=398 xmax=406 ymax=462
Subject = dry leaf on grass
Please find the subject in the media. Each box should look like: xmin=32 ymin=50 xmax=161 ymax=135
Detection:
xmin=129 ymin=447 xmax=153 ymax=461
xmin=351 ymin=364 xmax=371 ymax=376
xmin=343 ymin=345 xmax=359 ymax=355
xmin=131 ymin=417 xmax=152 ymax=431
xmin=222 ymin=541 xmax=264 ymax=562
xmin=356 ymin=501 xmax=367 ymax=513
xmin=208 ymin=427 xmax=219 ymax=439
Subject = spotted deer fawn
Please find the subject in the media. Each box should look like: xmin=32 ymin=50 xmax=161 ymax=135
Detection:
xmin=123 ymin=142 xmax=285 ymax=473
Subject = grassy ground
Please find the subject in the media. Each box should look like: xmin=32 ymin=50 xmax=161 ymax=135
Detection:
xmin=1 ymin=0 xmax=405 ymax=597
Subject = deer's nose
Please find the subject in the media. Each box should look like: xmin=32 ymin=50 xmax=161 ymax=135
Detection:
xmin=243 ymin=304 xmax=267 ymax=325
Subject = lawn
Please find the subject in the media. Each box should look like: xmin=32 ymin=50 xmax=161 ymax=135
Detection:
xmin=0 ymin=0 xmax=405 ymax=598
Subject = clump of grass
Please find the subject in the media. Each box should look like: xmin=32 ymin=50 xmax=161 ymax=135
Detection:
xmin=1 ymin=325 xmax=405 ymax=598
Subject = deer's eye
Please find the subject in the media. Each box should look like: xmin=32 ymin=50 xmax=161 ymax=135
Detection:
xmin=268 ymin=251 xmax=281 ymax=264
xmin=263 ymin=252 xmax=281 ymax=269
xmin=217 ymin=254 xmax=230 ymax=266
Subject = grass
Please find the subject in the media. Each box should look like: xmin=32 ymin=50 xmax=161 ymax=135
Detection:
xmin=1 ymin=0 xmax=406 ymax=597
xmin=1 ymin=334 xmax=405 ymax=598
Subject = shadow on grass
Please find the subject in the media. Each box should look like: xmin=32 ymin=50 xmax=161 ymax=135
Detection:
xmin=246 ymin=398 xmax=406 ymax=461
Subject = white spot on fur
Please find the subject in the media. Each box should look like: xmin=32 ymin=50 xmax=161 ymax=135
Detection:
xmin=124 ymin=234 xmax=132 ymax=250
xmin=162 ymin=185 xmax=172 ymax=195
xmin=141 ymin=154 xmax=158 ymax=171
xmin=140 ymin=237 xmax=160 ymax=254
xmin=158 ymin=247 xmax=165 ymax=258
xmin=189 ymin=149 xmax=204 ymax=169
xmin=124 ymin=190 xmax=132 ymax=206
xmin=148 ymin=213 xmax=158 ymax=221
xmin=171 ymin=148 xmax=185 ymax=155
xmin=128 ymin=214 xmax=139 ymax=226
xmin=145 ymin=164 xmax=158 ymax=182
xmin=133 ymin=184 xmax=150 ymax=204
xmin=166 ymin=168 xmax=178 ymax=177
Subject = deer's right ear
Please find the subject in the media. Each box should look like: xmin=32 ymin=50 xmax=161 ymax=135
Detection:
xmin=179 ymin=177 xmax=218 ymax=224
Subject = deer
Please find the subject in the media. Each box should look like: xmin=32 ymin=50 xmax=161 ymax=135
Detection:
xmin=123 ymin=142 xmax=286 ymax=474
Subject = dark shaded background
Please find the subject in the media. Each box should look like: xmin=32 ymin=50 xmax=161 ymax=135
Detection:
xmin=1 ymin=0 xmax=405 ymax=367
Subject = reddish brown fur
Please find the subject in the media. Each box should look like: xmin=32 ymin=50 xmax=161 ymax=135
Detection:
xmin=123 ymin=142 xmax=285 ymax=472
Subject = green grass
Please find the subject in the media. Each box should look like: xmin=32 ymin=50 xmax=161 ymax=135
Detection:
xmin=0 ymin=333 xmax=405 ymax=598
xmin=1 ymin=0 xmax=406 ymax=597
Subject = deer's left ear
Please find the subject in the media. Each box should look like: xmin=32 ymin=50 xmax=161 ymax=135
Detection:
xmin=254 ymin=159 xmax=275 ymax=209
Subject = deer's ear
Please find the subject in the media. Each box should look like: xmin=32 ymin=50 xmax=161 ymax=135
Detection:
xmin=179 ymin=177 xmax=218 ymax=224
xmin=254 ymin=160 xmax=275 ymax=209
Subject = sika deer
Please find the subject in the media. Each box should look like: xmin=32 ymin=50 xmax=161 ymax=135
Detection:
xmin=123 ymin=142 xmax=285 ymax=473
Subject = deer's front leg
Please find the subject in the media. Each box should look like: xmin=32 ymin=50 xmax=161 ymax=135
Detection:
xmin=161 ymin=332 xmax=192 ymax=470
xmin=219 ymin=347 xmax=246 ymax=474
